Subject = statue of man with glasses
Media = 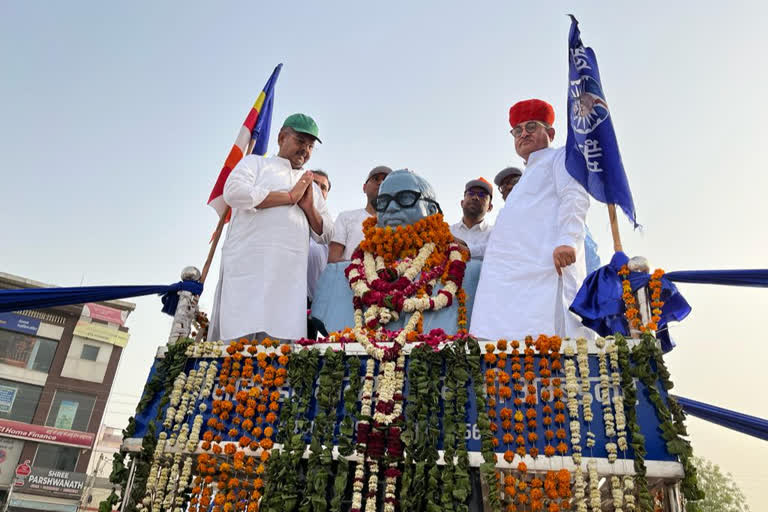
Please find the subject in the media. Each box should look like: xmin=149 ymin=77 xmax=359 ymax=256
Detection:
xmin=311 ymin=169 xmax=485 ymax=334
xmin=472 ymin=99 xmax=591 ymax=341
xmin=374 ymin=169 xmax=442 ymax=227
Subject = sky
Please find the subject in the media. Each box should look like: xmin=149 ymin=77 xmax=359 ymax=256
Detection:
xmin=1 ymin=0 xmax=767 ymax=506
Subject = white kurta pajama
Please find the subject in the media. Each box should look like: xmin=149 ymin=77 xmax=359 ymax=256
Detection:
xmin=470 ymin=146 xmax=590 ymax=340
xmin=209 ymin=155 xmax=333 ymax=341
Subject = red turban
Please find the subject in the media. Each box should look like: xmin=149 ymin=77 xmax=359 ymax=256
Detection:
xmin=508 ymin=99 xmax=555 ymax=127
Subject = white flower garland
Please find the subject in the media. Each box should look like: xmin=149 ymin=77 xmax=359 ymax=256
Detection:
xmin=364 ymin=460 xmax=380 ymax=512
xmin=574 ymin=464 xmax=587 ymax=512
xmin=608 ymin=340 xmax=628 ymax=452
xmin=596 ymin=337 xmax=618 ymax=463
xmin=588 ymin=459 xmax=601 ymax=511
xmin=611 ymin=475 xmax=624 ymax=512
xmin=623 ymin=475 xmax=636 ymax=511
xmin=139 ymin=432 xmax=168 ymax=509
xmin=564 ymin=344 xmax=582 ymax=464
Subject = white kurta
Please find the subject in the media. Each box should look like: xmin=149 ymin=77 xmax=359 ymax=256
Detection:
xmin=209 ymin=155 xmax=333 ymax=341
xmin=450 ymin=219 xmax=493 ymax=259
xmin=470 ymin=146 xmax=590 ymax=340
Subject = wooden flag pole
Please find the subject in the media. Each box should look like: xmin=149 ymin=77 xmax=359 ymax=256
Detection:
xmin=607 ymin=203 xmax=623 ymax=253
xmin=199 ymin=139 xmax=258 ymax=285
xmin=200 ymin=207 xmax=230 ymax=285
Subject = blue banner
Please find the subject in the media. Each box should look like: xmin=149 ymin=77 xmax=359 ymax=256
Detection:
xmin=565 ymin=15 xmax=638 ymax=227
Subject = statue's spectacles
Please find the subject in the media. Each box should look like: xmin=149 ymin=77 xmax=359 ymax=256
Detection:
xmin=374 ymin=190 xmax=442 ymax=214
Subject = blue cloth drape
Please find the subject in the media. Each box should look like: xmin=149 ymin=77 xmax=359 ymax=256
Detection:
xmin=0 ymin=280 xmax=203 ymax=316
xmin=666 ymin=269 xmax=768 ymax=287
xmin=674 ymin=395 xmax=768 ymax=441
xmin=571 ymin=255 xmax=768 ymax=352
xmin=569 ymin=252 xmax=691 ymax=352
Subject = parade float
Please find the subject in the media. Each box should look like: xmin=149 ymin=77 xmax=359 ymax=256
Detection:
xmin=3 ymin=16 xmax=766 ymax=512
xmin=103 ymin=170 xmax=704 ymax=512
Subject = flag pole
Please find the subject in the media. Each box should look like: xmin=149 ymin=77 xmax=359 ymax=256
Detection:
xmin=607 ymin=204 xmax=623 ymax=253
xmin=199 ymin=137 xmax=258 ymax=285
xmin=200 ymin=207 xmax=230 ymax=285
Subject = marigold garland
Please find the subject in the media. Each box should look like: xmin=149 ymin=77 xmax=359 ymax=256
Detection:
xmin=359 ymin=213 xmax=454 ymax=268
xmin=618 ymin=265 xmax=666 ymax=333
xmin=189 ymin=338 xmax=290 ymax=512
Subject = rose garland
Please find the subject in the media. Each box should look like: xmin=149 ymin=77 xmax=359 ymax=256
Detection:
xmin=346 ymin=242 xmax=467 ymax=330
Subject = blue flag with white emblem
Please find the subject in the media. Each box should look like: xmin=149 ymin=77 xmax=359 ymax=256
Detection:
xmin=565 ymin=15 xmax=638 ymax=227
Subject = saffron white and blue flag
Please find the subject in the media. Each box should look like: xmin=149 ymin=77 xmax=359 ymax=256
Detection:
xmin=565 ymin=15 xmax=638 ymax=227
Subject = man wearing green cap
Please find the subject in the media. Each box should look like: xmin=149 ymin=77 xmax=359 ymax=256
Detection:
xmin=209 ymin=113 xmax=334 ymax=342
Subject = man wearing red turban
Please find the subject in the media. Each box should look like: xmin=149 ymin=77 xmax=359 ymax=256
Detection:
xmin=471 ymin=99 xmax=591 ymax=340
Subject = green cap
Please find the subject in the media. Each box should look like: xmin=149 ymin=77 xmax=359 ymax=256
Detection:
xmin=282 ymin=113 xmax=321 ymax=143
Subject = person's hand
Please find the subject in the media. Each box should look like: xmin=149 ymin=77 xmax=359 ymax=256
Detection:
xmin=452 ymin=236 xmax=471 ymax=259
xmin=298 ymin=178 xmax=314 ymax=212
xmin=553 ymin=245 xmax=576 ymax=275
xmin=289 ymin=171 xmax=314 ymax=203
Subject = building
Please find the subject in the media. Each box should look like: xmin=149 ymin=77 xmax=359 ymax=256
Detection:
xmin=0 ymin=272 xmax=134 ymax=512
xmin=79 ymin=425 xmax=123 ymax=512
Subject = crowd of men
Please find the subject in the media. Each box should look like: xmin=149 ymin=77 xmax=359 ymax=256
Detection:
xmin=209 ymin=100 xmax=598 ymax=342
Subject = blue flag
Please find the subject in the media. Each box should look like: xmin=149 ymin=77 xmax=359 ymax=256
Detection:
xmin=565 ymin=15 xmax=638 ymax=227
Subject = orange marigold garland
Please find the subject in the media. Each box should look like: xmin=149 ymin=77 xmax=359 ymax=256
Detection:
xmin=359 ymin=213 xmax=454 ymax=268
xmin=523 ymin=336 xmax=538 ymax=459
xmin=619 ymin=265 xmax=666 ymax=333
xmin=189 ymin=338 xmax=290 ymax=512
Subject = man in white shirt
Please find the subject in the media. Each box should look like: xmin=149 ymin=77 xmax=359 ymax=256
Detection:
xmin=327 ymin=165 xmax=392 ymax=262
xmin=209 ymin=113 xmax=334 ymax=342
xmin=450 ymin=177 xmax=494 ymax=259
xmin=471 ymin=99 xmax=590 ymax=340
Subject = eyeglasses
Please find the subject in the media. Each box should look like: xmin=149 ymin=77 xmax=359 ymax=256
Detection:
xmin=465 ymin=189 xmax=490 ymax=199
xmin=510 ymin=120 xmax=549 ymax=138
xmin=374 ymin=190 xmax=443 ymax=214
xmin=291 ymin=133 xmax=316 ymax=150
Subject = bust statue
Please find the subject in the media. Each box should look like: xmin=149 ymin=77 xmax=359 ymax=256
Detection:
xmin=310 ymin=170 xmax=483 ymax=336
